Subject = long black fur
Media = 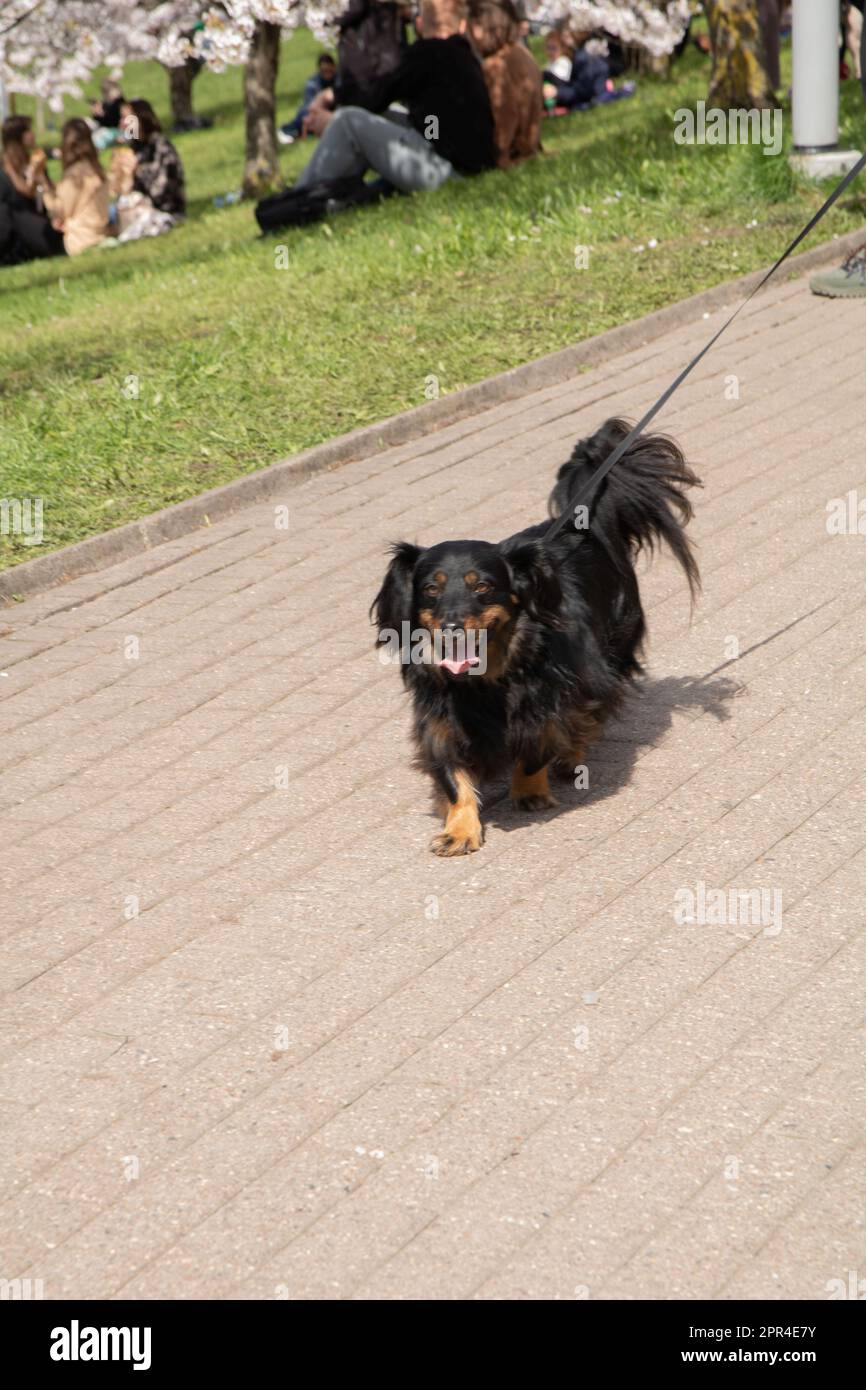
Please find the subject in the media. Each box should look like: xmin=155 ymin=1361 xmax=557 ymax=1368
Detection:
xmin=372 ymin=417 xmax=701 ymax=851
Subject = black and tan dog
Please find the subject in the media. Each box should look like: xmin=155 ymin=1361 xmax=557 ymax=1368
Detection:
xmin=372 ymin=418 xmax=700 ymax=855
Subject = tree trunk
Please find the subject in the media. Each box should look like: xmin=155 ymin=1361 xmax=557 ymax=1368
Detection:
xmin=165 ymin=62 xmax=196 ymax=126
xmin=242 ymin=20 xmax=282 ymax=199
xmin=702 ymin=0 xmax=775 ymax=107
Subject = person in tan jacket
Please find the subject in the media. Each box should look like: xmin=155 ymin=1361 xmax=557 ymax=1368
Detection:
xmin=467 ymin=0 xmax=541 ymax=169
xmin=37 ymin=118 xmax=110 ymax=257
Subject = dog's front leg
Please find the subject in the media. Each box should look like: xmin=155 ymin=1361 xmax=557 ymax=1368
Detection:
xmin=511 ymin=758 xmax=557 ymax=812
xmin=430 ymin=768 xmax=484 ymax=856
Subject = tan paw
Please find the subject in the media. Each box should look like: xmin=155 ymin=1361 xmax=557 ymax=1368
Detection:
xmin=430 ymin=828 xmax=483 ymax=856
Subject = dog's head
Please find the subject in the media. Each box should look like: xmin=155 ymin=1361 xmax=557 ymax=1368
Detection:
xmin=372 ymin=538 xmax=562 ymax=679
xmin=467 ymin=0 xmax=519 ymax=58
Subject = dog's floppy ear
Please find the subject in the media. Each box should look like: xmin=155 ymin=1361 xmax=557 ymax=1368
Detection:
xmin=371 ymin=541 xmax=421 ymax=639
xmin=506 ymin=540 xmax=563 ymax=629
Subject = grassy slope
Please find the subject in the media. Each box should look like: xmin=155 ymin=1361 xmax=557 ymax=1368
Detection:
xmin=1 ymin=31 xmax=865 ymax=573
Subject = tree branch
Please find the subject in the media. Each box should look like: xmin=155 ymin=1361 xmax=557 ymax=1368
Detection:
xmin=0 ymin=1 xmax=49 ymax=41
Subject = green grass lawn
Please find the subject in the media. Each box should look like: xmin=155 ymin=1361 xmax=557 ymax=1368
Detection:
xmin=2 ymin=29 xmax=865 ymax=574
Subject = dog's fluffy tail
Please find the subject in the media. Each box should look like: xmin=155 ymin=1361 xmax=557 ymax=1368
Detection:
xmin=549 ymin=416 xmax=701 ymax=600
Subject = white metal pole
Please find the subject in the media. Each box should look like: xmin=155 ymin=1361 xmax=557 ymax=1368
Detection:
xmin=790 ymin=0 xmax=862 ymax=175
xmin=792 ymin=0 xmax=839 ymax=151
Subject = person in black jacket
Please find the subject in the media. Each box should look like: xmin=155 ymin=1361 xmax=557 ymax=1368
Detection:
xmin=294 ymin=0 xmax=496 ymax=195
xmin=335 ymin=0 xmax=409 ymax=108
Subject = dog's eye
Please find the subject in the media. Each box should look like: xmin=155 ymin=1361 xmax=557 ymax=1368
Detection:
xmin=422 ymin=584 xmax=440 ymax=598
xmin=475 ymin=583 xmax=492 ymax=595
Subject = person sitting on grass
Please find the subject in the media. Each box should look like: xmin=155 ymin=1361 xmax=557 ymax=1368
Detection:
xmin=467 ymin=0 xmax=542 ymax=169
xmin=122 ymin=99 xmax=186 ymax=222
xmin=296 ymin=0 xmax=496 ymax=198
xmin=100 ymin=101 xmax=185 ymax=244
xmin=542 ymin=20 xmax=635 ymax=113
xmin=87 ymin=78 xmax=125 ymax=151
xmin=0 ymin=115 xmax=64 ymax=265
xmin=541 ymin=27 xmax=572 ymax=114
xmin=542 ymin=27 xmax=572 ymax=80
xmin=37 ymin=118 xmax=110 ymax=257
xmin=278 ymin=52 xmax=338 ymax=145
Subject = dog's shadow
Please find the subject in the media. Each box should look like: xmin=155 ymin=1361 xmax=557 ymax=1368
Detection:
xmin=482 ymin=672 xmax=744 ymax=832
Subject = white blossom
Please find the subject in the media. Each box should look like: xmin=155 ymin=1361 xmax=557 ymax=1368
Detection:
xmin=1 ymin=0 xmax=695 ymax=111
xmin=0 ymin=0 xmax=346 ymax=105
xmin=530 ymin=1 xmax=695 ymax=58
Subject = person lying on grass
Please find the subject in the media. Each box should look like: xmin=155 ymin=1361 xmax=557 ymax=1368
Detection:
xmin=467 ymin=0 xmax=542 ymax=169
xmin=295 ymin=0 xmax=496 ymax=198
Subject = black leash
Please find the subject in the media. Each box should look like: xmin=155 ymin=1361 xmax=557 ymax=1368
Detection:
xmin=545 ymin=148 xmax=866 ymax=543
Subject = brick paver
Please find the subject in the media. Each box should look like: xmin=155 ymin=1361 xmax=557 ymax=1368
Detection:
xmin=1 ymin=267 xmax=864 ymax=1301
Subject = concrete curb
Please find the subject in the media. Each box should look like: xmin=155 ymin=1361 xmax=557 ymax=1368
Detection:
xmin=2 ymin=226 xmax=862 ymax=605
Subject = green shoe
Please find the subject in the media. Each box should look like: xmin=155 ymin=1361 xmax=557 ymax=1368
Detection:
xmin=810 ymin=243 xmax=866 ymax=297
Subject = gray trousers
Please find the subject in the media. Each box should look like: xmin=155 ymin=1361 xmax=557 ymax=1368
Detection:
xmin=294 ymin=107 xmax=453 ymax=194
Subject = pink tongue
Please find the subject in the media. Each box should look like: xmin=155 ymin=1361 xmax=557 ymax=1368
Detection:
xmin=438 ymin=656 xmax=480 ymax=675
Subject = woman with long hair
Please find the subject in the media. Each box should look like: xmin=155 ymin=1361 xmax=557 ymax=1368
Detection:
xmin=2 ymin=114 xmax=39 ymax=198
xmin=0 ymin=114 xmax=64 ymax=264
xmin=106 ymin=98 xmax=185 ymax=242
xmin=39 ymin=118 xmax=110 ymax=256
xmin=123 ymin=99 xmax=186 ymax=220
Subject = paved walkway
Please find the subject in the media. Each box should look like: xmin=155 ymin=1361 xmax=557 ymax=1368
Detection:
xmin=1 ymin=267 xmax=865 ymax=1302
